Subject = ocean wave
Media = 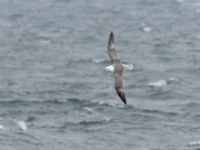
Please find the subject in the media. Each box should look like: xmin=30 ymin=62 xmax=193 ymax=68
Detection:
xmin=83 ymin=107 xmax=95 ymax=113
xmin=187 ymin=140 xmax=200 ymax=150
xmin=78 ymin=118 xmax=111 ymax=126
xmin=91 ymin=58 xmax=107 ymax=63
xmin=16 ymin=120 xmax=27 ymax=131
xmin=189 ymin=140 xmax=200 ymax=145
xmin=60 ymin=117 xmax=112 ymax=130
xmin=148 ymin=77 xmax=178 ymax=88
xmin=0 ymin=124 xmax=5 ymax=130
xmin=142 ymin=27 xmax=152 ymax=33
xmin=148 ymin=79 xmax=167 ymax=87
xmin=67 ymin=98 xmax=120 ymax=109
xmin=182 ymin=102 xmax=200 ymax=111
xmin=175 ymin=0 xmax=184 ymax=3
xmin=68 ymin=58 xmax=109 ymax=64
xmin=140 ymin=108 xmax=179 ymax=116
xmin=0 ymin=98 xmax=179 ymax=119
xmin=0 ymin=98 xmax=117 ymax=111
xmin=0 ymin=98 xmax=93 ymax=105
xmin=0 ymin=99 xmax=68 ymax=105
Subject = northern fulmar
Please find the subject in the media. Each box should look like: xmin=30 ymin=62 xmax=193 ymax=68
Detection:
xmin=105 ymin=32 xmax=133 ymax=104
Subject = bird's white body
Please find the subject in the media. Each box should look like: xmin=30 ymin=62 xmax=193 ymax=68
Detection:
xmin=122 ymin=64 xmax=134 ymax=71
xmin=105 ymin=65 xmax=114 ymax=72
xmin=105 ymin=64 xmax=134 ymax=72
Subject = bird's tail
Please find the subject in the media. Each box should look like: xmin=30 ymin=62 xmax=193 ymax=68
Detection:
xmin=108 ymin=32 xmax=115 ymax=50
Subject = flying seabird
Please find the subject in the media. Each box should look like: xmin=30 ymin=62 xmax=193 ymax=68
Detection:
xmin=105 ymin=32 xmax=133 ymax=104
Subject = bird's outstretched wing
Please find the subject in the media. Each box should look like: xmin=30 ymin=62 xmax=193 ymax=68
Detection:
xmin=107 ymin=32 xmax=120 ymax=63
xmin=114 ymin=71 xmax=127 ymax=104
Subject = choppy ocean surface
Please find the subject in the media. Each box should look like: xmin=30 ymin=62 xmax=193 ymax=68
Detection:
xmin=1 ymin=0 xmax=200 ymax=149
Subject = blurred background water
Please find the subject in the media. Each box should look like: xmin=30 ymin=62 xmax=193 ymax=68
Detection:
xmin=1 ymin=0 xmax=200 ymax=149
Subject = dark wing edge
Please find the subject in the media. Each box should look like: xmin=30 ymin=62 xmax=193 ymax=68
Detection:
xmin=107 ymin=32 xmax=120 ymax=63
xmin=115 ymin=88 xmax=127 ymax=104
xmin=107 ymin=32 xmax=115 ymax=50
xmin=114 ymin=72 xmax=127 ymax=104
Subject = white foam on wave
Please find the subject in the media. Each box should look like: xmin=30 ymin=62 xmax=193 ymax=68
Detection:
xmin=197 ymin=35 xmax=200 ymax=39
xmin=143 ymin=27 xmax=152 ymax=33
xmin=39 ymin=40 xmax=51 ymax=45
xmin=0 ymin=124 xmax=5 ymax=130
xmin=92 ymin=58 xmax=105 ymax=63
xmin=148 ymin=79 xmax=167 ymax=87
xmin=103 ymin=117 xmax=111 ymax=122
xmin=189 ymin=140 xmax=200 ymax=145
xmin=83 ymin=107 xmax=94 ymax=113
xmin=196 ymin=9 xmax=200 ymax=14
xmin=16 ymin=120 xmax=27 ymax=131
xmin=98 ymin=101 xmax=106 ymax=105
xmin=176 ymin=0 xmax=184 ymax=3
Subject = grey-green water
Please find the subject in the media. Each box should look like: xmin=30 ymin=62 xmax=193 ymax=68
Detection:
xmin=1 ymin=0 xmax=200 ymax=149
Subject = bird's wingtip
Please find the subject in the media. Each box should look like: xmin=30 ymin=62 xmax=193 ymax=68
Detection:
xmin=116 ymin=88 xmax=127 ymax=104
xmin=122 ymin=97 xmax=127 ymax=105
xmin=108 ymin=32 xmax=115 ymax=50
xmin=110 ymin=32 xmax=114 ymax=39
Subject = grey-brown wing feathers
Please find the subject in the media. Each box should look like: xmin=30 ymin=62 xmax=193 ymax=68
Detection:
xmin=107 ymin=32 xmax=120 ymax=63
xmin=114 ymin=71 xmax=127 ymax=104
